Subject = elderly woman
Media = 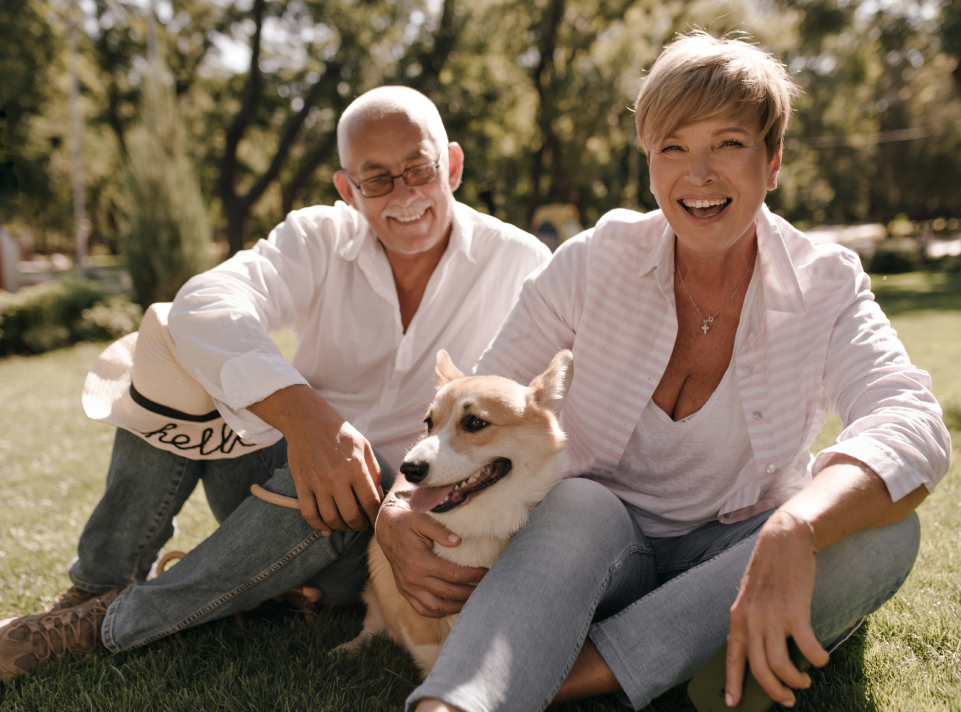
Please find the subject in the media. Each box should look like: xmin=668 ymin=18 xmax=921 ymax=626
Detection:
xmin=382 ymin=32 xmax=950 ymax=712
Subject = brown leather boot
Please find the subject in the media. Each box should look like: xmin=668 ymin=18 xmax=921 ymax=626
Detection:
xmin=0 ymin=588 xmax=119 ymax=682
xmin=42 ymin=585 xmax=100 ymax=614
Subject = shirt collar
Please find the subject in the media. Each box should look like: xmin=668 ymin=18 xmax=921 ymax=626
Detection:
xmin=755 ymin=205 xmax=805 ymax=314
xmin=449 ymin=202 xmax=477 ymax=264
xmin=335 ymin=200 xmax=475 ymax=264
xmin=636 ymin=205 xmax=806 ymax=314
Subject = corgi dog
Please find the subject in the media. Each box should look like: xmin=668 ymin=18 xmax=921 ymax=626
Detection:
xmin=334 ymin=348 xmax=573 ymax=675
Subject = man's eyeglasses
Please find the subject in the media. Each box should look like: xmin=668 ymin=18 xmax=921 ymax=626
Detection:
xmin=344 ymin=158 xmax=442 ymax=198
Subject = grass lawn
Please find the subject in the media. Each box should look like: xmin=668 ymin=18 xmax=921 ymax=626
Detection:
xmin=1 ymin=272 xmax=959 ymax=711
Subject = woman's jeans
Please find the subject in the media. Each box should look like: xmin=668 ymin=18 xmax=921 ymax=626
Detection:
xmin=407 ymin=477 xmax=921 ymax=712
xmin=68 ymin=429 xmax=394 ymax=652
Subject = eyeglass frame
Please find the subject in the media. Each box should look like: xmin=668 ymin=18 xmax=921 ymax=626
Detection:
xmin=342 ymin=155 xmax=444 ymax=198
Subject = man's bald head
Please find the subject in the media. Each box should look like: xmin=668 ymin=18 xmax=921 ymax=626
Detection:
xmin=337 ymin=86 xmax=449 ymax=167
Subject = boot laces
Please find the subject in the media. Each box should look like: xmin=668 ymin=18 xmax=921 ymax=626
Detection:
xmin=25 ymin=597 xmax=109 ymax=661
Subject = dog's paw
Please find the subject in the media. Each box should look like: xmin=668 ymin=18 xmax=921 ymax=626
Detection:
xmin=329 ymin=634 xmax=370 ymax=657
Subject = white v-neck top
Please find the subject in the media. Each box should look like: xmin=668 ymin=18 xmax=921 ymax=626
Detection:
xmin=611 ymin=269 xmax=761 ymax=536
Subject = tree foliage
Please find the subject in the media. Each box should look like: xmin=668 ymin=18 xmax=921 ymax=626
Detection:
xmin=122 ymin=59 xmax=210 ymax=307
xmin=1 ymin=0 xmax=960 ymax=261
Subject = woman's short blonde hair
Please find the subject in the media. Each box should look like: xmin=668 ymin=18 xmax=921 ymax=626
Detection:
xmin=634 ymin=32 xmax=801 ymax=157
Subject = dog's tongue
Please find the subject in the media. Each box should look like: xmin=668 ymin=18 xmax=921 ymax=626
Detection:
xmin=410 ymin=484 xmax=457 ymax=513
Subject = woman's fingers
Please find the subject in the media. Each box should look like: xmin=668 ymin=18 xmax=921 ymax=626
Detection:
xmin=748 ymin=632 xmax=797 ymax=707
xmin=793 ymin=623 xmax=830 ymax=669
xmin=724 ymin=630 xmax=748 ymax=707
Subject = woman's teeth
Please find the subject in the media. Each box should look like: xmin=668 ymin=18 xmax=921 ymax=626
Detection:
xmin=682 ymin=198 xmax=729 ymax=209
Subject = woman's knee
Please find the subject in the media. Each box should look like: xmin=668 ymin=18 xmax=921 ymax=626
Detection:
xmin=811 ymin=512 xmax=921 ymax=641
xmin=866 ymin=510 xmax=921 ymax=592
xmin=543 ymin=477 xmax=627 ymax=516
xmin=509 ymin=478 xmax=639 ymax=568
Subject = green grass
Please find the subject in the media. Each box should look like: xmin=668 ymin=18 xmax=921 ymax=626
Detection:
xmin=1 ymin=273 xmax=960 ymax=711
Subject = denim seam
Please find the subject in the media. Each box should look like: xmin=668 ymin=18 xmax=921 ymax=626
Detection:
xmin=126 ymin=454 xmax=193 ymax=584
xmin=118 ymin=529 xmax=324 ymax=651
xmin=538 ymin=541 xmax=648 ymax=710
xmin=256 ymin=445 xmax=280 ymax=476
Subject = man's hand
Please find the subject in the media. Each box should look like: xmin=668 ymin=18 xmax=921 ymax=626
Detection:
xmin=376 ymin=493 xmax=486 ymax=617
xmin=248 ymin=384 xmax=382 ymax=534
xmin=724 ymin=510 xmax=829 ymax=708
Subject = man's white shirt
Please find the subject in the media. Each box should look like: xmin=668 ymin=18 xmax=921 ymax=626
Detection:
xmin=168 ymin=200 xmax=550 ymax=470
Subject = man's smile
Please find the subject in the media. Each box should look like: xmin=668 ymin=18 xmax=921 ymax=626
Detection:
xmin=381 ymin=200 xmax=433 ymax=224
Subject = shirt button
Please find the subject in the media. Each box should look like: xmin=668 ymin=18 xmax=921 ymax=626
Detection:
xmin=765 ymin=463 xmax=777 ymax=474
xmin=752 ymin=411 xmax=762 ymax=419
xmin=743 ymin=364 xmax=754 ymax=373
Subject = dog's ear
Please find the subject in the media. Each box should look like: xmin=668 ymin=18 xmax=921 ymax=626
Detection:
xmin=528 ymin=350 xmax=573 ymax=416
xmin=435 ymin=349 xmax=466 ymax=390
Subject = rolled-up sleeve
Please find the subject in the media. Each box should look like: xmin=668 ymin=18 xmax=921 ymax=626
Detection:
xmin=167 ymin=210 xmax=333 ymax=440
xmin=813 ymin=265 xmax=951 ymax=499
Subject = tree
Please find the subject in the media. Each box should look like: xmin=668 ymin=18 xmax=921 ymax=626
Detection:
xmin=771 ymin=0 xmax=961 ymax=225
xmin=0 ymin=0 xmax=64 ymax=229
xmin=122 ymin=51 xmax=210 ymax=306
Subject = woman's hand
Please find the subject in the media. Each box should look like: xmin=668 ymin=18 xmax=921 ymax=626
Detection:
xmin=376 ymin=494 xmax=487 ymax=617
xmin=724 ymin=510 xmax=830 ymax=708
xmin=726 ymin=457 xmax=928 ymax=707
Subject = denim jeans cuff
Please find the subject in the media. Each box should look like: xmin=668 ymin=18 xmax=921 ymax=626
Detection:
xmin=100 ymin=591 xmax=127 ymax=654
xmin=67 ymin=557 xmax=128 ymax=596
xmin=406 ymin=685 xmax=493 ymax=712
xmin=589 ymin=626 xmax=649 ymax=711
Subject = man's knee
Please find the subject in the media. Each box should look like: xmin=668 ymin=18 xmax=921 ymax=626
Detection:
xmin=261 ymin=464 xmax=298 ymax=498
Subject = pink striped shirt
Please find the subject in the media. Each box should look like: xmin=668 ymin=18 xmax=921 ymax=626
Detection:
xmin=476 ymin=206 xmax=950 ymax=523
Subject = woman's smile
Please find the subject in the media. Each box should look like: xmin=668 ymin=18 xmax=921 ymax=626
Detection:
xmin=679 ymin=196 xmax=732 ymax=219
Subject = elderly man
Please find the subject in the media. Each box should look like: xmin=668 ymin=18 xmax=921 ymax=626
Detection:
xmin=0 ymin=86 xmax=549 ymax=679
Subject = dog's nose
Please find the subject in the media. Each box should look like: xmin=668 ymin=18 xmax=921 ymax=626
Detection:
xmin=400 ymin=460 xmax=429 ymax=484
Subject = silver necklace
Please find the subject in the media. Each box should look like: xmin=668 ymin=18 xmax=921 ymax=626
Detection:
xmin=675 ymin=247 xmax=755 ymax=335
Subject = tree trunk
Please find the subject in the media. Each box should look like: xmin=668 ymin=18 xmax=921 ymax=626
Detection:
xmin=224 ymin=197 xmax=247 ymax=256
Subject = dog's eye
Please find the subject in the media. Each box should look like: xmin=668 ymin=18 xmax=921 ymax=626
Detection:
xmin=424 ymin=416 xmax=433 ymax=432
xmin=462 ymin=415 xmax=489 ymax=433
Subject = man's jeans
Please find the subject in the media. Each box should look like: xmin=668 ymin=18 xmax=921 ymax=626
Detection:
xmin=68 ymin=428 xmax=394 ymax=652
xmin=407 ymin=477 xmax=920 ymax=712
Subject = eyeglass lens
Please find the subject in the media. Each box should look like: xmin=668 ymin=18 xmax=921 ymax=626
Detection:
xmin=360 ymin=162 xmax=439 ymax=197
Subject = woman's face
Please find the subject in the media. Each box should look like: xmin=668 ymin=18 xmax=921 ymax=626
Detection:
xmin=648 ymin=115 xmax=781 ymax=258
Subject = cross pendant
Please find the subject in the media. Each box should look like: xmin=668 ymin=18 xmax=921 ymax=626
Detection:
xmin=701 ymin=323 xmax=710 ymax=334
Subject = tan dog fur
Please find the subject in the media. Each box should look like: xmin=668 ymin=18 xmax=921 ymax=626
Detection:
xmin=334 ymin=349 xmax=573 ymax=675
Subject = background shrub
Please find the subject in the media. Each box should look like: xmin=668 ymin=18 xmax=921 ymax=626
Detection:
xmin=868 ymin=238 xmax=923 ymax=275
xmin=0 ymin=280 xmax=142 ymax=355
xmin=74 ymin=296 xmax=143 ymax=343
